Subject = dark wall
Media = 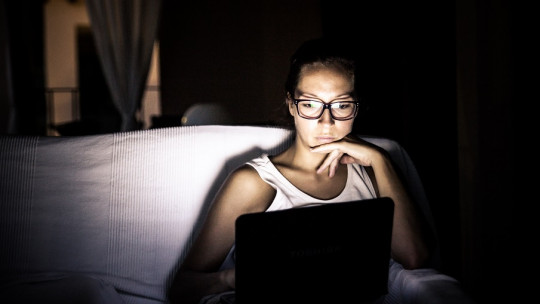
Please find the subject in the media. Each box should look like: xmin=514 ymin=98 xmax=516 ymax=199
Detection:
xmin=76 ymin=26 xmax=121 ymax=134
xmin=0 ymin=0 xmax=9 ymax=131
xmin=456 ymin=0 xmax=518 ymax=303
xmin=0 ymin=0 xmax=46 ymax=135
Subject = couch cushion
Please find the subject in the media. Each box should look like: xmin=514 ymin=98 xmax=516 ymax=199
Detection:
xmin=0 ymin=274 xmax=125 ymax=304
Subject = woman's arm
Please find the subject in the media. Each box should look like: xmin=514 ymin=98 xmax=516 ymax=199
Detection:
xmin=168 ymin=165 xmax=275 ymax=304
xmin=310 ymin=137 xmax=432 ymax=269
xmin=363 ymin=149 xmax=431 ymax=268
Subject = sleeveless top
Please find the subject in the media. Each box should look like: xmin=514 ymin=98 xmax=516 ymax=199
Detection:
xmin=218 ymin=153 xmax=378 ymax=270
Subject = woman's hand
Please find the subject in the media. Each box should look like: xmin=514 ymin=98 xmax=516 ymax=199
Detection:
xmin=310 ymin=135 xmax=383 ymax=177
xmin=220 ymin=268 xmax=235 ymax=289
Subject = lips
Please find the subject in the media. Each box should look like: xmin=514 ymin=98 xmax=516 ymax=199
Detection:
xmin=315 ymin=136 xmax=335 ymax=144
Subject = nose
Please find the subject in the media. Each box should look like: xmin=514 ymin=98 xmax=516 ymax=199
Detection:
xmin=318 ymin=107 xmax=334 ymax=125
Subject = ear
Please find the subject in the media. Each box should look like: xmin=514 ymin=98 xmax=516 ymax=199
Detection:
xmin=286 ymin=94 xmax=295 ymax=116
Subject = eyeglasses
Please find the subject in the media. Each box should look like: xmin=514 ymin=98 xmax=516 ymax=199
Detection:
xmin=292 ymin=99 xmax=359 ymax=121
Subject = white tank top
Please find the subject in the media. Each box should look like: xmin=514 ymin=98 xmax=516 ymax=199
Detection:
xmin=247 ymin=154 xmax=378 ymax=211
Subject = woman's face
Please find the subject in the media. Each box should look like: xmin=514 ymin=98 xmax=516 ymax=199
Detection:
xmin=288 ymin=64 xmax=356 ymax=149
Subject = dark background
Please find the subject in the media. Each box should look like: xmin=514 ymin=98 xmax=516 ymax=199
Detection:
xmin=1 ymin=0 xmax=523 ymax=303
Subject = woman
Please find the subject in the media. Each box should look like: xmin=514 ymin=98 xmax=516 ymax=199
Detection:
xmin=169 ymin=37 xmax=433 ymax=304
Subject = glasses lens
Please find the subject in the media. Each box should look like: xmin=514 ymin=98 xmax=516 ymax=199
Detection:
xmin=330 ymin=102 xmax=356 ymax=119
xmin=297 ymin=100 xmax=324 ymax=118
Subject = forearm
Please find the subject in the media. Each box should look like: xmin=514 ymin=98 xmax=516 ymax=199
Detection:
xmin=371 ymin=153 xmax=430 ymax=269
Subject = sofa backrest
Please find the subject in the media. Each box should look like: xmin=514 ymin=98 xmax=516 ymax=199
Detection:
xmin=0 ymin=125 xmax=437 ymax=302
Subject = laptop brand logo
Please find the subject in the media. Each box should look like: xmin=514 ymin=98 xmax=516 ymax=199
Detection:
xmin=289 ymin=245 xmax=343 ymax=258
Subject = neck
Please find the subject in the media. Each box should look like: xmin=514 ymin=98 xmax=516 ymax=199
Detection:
xmin=283 ymin=140 xmax=329 ymax=172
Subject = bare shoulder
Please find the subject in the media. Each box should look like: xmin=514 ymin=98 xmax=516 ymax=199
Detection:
xmin=217 ymin=164 xmax=276 ymax=213
xmin=229 ymin=164 xmax=263 ymax=181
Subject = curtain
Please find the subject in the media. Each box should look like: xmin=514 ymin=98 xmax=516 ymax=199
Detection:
xmin=86 ymin=0 xmax=162 ymax=131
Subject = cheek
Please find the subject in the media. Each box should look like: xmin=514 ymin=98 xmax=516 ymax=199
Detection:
xmin=336 ymin=120 xmax=355 ymax=136
xmin=293 ymin=115 xmax=314 ymax=134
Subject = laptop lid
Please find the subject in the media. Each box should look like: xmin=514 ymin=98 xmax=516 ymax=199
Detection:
xmin=235 ymin=197 xmax=395 ymax=304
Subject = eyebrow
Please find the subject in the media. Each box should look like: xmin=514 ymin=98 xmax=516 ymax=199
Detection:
xmin=295 ymin=92 xmax=355 ymax=102
xmin=295 ymin=89 xmax=355 ymax=100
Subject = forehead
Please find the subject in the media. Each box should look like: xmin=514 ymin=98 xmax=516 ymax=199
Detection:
xmin=300 ymin=61 xmax=353 ymax=77
xmin=296 ymin=64 xmax=354 ymax=96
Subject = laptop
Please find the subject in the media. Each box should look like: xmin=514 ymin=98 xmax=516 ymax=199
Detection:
xmin=234 ymin=197 xmax=395 ymax=304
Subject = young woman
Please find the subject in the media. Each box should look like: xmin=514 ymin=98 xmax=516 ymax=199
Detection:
xmin=169 ymin=38 xmax=433 ymax=304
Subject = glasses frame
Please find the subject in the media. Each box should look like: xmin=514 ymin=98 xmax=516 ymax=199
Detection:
xmin=292 ymin=99 xmax=359 ymax=121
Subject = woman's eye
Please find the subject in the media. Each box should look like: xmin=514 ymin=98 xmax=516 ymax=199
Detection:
xmin=303 ymin=102 xmax=320 ymax=108
xmin=331 ymin=103 xmax=347 ymax=109
xmin=333 ymin=102 xmax=354 ymax=109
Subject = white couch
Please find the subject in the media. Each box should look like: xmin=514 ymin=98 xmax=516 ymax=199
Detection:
xmin=0 ymin=125 xmax=475 ymax=303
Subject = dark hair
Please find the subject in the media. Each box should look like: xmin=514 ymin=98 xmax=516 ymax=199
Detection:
xmin=284 ymin=37 xmax=358 ymax=100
